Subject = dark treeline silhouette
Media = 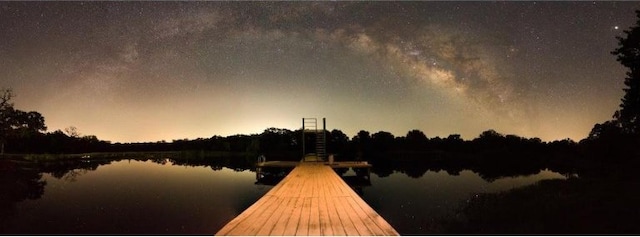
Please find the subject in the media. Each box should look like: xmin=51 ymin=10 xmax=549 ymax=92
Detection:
xmin=0 ymin=122 xmax=596 ymax=178
xmin=0 ymin=86 xmax=636 ymax=183
xmin=347 ymin=129 xmax=582 ymax=181
xmin=0 ymin=83 xmax=633 ymax=181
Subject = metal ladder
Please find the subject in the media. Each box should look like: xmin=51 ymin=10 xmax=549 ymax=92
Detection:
xmin=302 ymin=118 xmax=326 ymax=161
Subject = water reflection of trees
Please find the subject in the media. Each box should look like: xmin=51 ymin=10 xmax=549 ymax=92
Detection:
xmin=0 ymin=160 xmax=46 ymax=232
xmin=149 ymin=154 xmax=256 ymax=172
xmin=367 ymin=152 xmax=576 ymax=182
xmin=0 ymin=155 xmax=257 ymax=203
xmin=0 ymin=158 xmax=119 ymax=205
xmin=42 ymin=159 xmax=112 ymax=180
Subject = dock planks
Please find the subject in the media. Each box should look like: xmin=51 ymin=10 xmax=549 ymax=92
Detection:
xmin=216 ymin=163 xmax=398 ymax=236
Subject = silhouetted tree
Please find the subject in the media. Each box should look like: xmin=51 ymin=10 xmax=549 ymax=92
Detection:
xmin=371 ymin=131 xmax=395 ymax=152
xmin=328 ymin=129 xmax=349 ymax=155
xmin=0 ymin=89 xmax=47 ymax=154
xmin=442 ymin=134 xmax=465 ymax=151
xmin=0 ymin=89 xmax=15 ymax=154
xmin=352 ymin=130 xmax=372 ymax=158
xmin=12 ymin=111 xmax=46 ymax=141
xmin=259 ymin=127 xmax=294 ymax=153
xmin=473 ymin=130 xmax=505 ymax=150
xmin=478 ymin=129 xmax=502 ymax=140
xmin=588 ymin=121 xmax=622 ymax=140
xmin=405 ymin=129 xmax=428 ymax=150
xmin=64 ymin=126 xmax=80 ymax=138
xmin=612 ymin=10 xmax=640 ymax=136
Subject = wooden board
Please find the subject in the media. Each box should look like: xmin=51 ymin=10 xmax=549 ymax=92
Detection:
xmin=216 ymin=163 xmax=398 ymax=236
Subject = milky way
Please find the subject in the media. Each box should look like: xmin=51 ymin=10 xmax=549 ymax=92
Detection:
xmin=1 ymin=1 xmax=639 ymax=142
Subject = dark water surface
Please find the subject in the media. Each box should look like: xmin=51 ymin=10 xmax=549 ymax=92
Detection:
xmin=0 ymin=158 xmax=564 ymax=234
xmin=356 ymin=169 xmax=564 ymax=234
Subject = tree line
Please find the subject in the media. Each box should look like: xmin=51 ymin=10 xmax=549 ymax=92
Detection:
xmin=3 ymin=9 xmax=640 ymax=164
xmin=0 ymin=86 xmax=635 ymax=164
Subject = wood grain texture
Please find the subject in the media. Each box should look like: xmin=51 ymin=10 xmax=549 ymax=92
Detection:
xmin=216 ymin=163 xmax=398 ymax=236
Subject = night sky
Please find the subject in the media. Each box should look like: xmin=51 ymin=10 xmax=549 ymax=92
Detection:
xmin=2 ymin=1 xmax=639 ymax=143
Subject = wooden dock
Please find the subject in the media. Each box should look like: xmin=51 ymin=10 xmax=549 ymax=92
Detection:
xmin=216 ymin=162 xmax=399 ymax=236
xmin=255 ymin=160 xmax=372 ymax=180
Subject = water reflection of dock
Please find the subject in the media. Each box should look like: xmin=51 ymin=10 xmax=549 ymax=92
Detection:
xmin=216 ymin=161 xmax=398 ymax=236
xmin=255 ymin=160 xmax=373 ymax=180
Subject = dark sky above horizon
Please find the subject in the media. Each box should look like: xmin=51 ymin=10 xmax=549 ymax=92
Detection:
xmin=1 ymin=1 xmax=639 ymax=143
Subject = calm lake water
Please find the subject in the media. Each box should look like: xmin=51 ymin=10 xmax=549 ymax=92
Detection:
xmin=0 ymin=158 xmax=565 ymax=235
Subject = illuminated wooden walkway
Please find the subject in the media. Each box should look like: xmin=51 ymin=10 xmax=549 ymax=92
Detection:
xmin=215 ymin=162 xmax=399 ymax=236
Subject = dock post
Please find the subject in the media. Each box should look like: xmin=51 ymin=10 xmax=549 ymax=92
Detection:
xmin=302 ymin=118 xmax=305 ymax=159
